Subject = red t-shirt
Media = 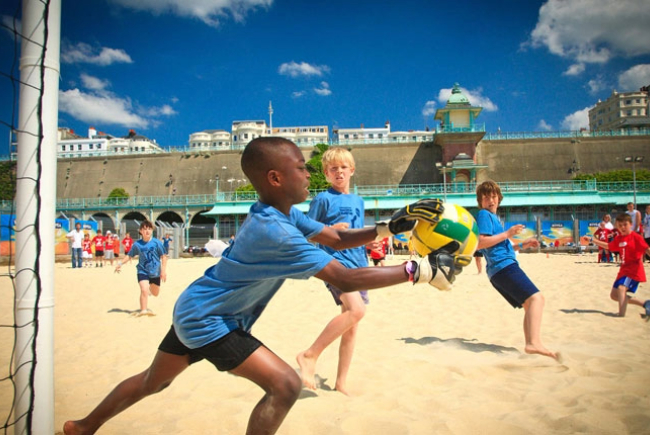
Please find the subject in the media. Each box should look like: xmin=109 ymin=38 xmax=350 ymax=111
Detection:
xmin=82 ymin=239 xmax=92 ymax=254
xmin=122 ymin=237 xmax=133 ymax=253
xmin=105 ymin=237 xmax=115 ymax=250
xmin=608 ymin=232 xmax=648 ymax=282
xmin=91 ymin=235 xmax=105 ymax=252
xmin=370 ymin=238 xmax=388 ymax=260
xmin=594 ymin=227 xmax=611 ymax=243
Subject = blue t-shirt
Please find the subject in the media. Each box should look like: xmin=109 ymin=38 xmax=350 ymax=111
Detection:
xmin=128 ymin=238 xmax=166 ymax=278
xmin=173 ymin=201 xmax=332 ymax=349
xmin=477 ymin=209 xmax=517 ymax=279
xmin=308 ymin=188 xmax=368 ymax=269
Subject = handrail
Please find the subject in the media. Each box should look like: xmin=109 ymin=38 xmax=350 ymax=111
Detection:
xmin=2 ymin=180 xmax=648 ymax=211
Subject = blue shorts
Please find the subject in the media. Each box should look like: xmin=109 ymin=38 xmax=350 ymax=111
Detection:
xmin=158 ymin=326 xmax=263 ymax=371
xmin=489 ymin=263 xmax=540 ymax=309
xmin=326 ymin=283 xmax=369 ymax=306
xmin=613 ymin=276 xmax=640 ymax=293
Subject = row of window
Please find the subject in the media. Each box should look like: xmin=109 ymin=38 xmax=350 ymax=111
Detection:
xmin=61 ymin=143 xmax=104 ymax=151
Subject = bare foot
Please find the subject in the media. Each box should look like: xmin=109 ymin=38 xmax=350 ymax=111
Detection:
xmin=525 ymin=343 xmax=560 ymax=361
xmin=296 ymin=352 xmax=317 ymax=390
xmin=334 ymin=384 xmax=351 ymax=396
xmin=63 ymin=420 xmax=91 ymax=435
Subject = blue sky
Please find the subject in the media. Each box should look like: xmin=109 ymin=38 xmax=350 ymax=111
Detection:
xmin=1 ymin=0 xmax=650 ymax=155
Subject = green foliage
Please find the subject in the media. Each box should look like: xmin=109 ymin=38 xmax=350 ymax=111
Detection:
xmin=0 ymin=161 xmax=16 ymax=201
xmin=306 ymin=143 xmax=330 ymax=190
xmin=573 ymin=169 xmax=650 ymax=182
xmin=107 ymin=187 xmax=130 ymax=198
xmin=235 ymin=183 xmax=255 ymax=192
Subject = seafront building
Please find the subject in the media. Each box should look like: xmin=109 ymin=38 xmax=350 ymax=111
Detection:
xmin=57 ymin=126 xmax=164 ymax=159
xmin=589 ymin=86 xmax=650 ymax=132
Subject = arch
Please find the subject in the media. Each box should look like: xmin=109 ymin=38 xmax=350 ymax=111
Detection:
xmin=91 ymin=212 xmax=115 ymax=233
xmin=122 ymin=211 xmax=148 ymax=237
xmin=156 ymin=210 xmax=184 ymax=226
xmin=189 ymin=210 xmax=217 ymax=246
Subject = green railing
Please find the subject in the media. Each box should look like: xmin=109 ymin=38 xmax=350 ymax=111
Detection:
xmin=2 ymin=180 xmax=648 ymax=212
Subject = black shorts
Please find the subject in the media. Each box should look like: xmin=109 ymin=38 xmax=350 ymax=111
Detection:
xmin=371 ymin=257 xmax=385 ymax=266
xmin=158 ymin=326 xmax=263 ymax=371
xmin=95 ymin=251 xmax=104 ymax=257
xmin=138 ymin=274 xmax=161 ymax=286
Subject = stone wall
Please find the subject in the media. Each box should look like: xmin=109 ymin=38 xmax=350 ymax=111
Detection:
xmin=55 ymin=135 xmax=650 ymax=199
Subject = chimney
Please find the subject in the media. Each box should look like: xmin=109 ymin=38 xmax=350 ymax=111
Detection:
xmin=88 ymin=126 xmax=97 ymax=138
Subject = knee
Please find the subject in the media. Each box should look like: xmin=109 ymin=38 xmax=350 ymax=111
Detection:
xmin=348 ymin=305 xmax=366 ymax=323
xmin=273 ymin=370 xmax=302 ymax=406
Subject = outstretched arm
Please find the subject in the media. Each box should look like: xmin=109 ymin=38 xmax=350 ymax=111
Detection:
xmin=315 ymin=259 xmax=409 ymax=292
xmin=477 ymin=224 xmax=524 ymax=250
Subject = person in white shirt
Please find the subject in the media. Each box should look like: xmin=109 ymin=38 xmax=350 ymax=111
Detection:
xmin=66 ymin=222 xmax=84 ymax=269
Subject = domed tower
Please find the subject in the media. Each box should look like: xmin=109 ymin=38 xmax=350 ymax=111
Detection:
xmin=433 ymin=83 xmax=487 ymax=186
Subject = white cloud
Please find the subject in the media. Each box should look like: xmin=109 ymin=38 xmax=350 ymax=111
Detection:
xmin=537 ymin=120 xmax=553 ymax=131
xmin=279 ymin=61 xmax=330 ymax=78
xmin=62 ymin=42 xmax=133 ymax=66
xmin=314 ymin=81 xmax=331 ymax=96
xmin=80 ymin=73 xmax=110 ymax=91
xmin=291 ymin=91 xmax=305 ymax=98
xmin=421 ymin=101 xmax=436 ymax=117
xmin=618 ymin=64 xmax=650 ymax=91
xmin=108 ymin=0 xmax=273 ymax=27
xmin=437 ymin=86 xmax=498 ymax=112
xmin=59 ymin=76 xmax=178 ymax=128
xmin=560 ymin=106 xmax=592 ymax=131
xmin=587 ymin=76 xmax=608 ymax=94
xmin=526 ymin=0 xmax=650 ymax=65
xmin=563 ymin=63 xmax=585 ymax=76
xmin=59 ymin=89 xmax=148 ymax=128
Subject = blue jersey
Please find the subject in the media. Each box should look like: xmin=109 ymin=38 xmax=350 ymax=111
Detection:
xmin=128 ymin=238 xmax=166 ymax=278
xmin=173 ymin=201 xmax=332 ymax=349
xmin=308 ymin=188 xmax=368 ymax=269
xmin=477 ymin=209 xmax=517 ymax=279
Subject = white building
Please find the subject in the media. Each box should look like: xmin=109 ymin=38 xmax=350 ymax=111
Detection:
xmin=188 ymin=129 xmax=232 ymax=150
xmin=334 ymin=122 xmax=433 ymax=145
xmin=57 ymin=127 xmax=163 ymax=159
xmin=589 ymin=87 xmax=650 ymax=132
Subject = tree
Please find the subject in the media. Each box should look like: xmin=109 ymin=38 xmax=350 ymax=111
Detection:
xmin=0 ymin=161 xmax=16 ymax=201
xmin=107 ymin=187 xmax=129 ymax=204
xmin=306 ymin=143 xmax=330 ymax=190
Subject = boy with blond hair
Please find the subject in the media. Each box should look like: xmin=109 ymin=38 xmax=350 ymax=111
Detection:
xmin=296 ymin=147 xmax=368 ymax=395
xmin=591 ymin=213 xmax=650 ymax=317
xmin=475 ymin=180 xmax=558 ymax=360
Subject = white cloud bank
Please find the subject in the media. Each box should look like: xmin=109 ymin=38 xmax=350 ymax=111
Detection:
xmin=526 ymin=0 xmax=650 ymax=75
xmin=618 ymin=64 xmax=650 ymax=91
xmin=108 ymin=0 xmax=273 ymax=27
xmin=560 ymin=106 xmax=592 ymax=131
xmin=59 ymin=74 xmax=177 ymax=129
xmin=437 ymin=86 xmax=498 ymax=112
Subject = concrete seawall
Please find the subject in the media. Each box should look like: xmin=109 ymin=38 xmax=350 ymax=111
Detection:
xmin=56 ymin=135 xmax=650 ymax=199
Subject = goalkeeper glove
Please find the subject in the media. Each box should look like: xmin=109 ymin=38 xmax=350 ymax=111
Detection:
xmin=405 ymin=241 xmax=467 ymax=291
xmin=376 ymin=198 xmax=444 ymax=239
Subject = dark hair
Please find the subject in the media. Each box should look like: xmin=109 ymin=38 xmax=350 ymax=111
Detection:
xmin=476 ymin=180 xmax=503 ymax=208
xmin=615 ymin=214 xmax=632 ymax=224
xmin=139 ymin=220 xmax=154 ymax=230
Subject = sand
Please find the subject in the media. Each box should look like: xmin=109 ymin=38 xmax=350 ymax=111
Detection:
xmin=2 ymin=252 xmax=650 ymax=434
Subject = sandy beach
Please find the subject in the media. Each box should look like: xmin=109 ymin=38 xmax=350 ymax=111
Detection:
xmin=2 ymin=252 xmax=650 ymax=434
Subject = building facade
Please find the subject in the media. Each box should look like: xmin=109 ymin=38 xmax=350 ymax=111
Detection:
xmin=589 ymin=87 xmax=650 ymax=132
xmin=57 ymin=127 xmax=163 ymax=159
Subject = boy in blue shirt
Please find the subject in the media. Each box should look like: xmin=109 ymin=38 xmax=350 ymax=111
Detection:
xmin=64 ymin=137 xmax=459 ymax=435
xmin=297 ymin=147 xmax=369 ymax=395
xmin=476 ymin=180 xmax=558 ymax=360
xmin=115 ymin=220 xmax=167 ymax=317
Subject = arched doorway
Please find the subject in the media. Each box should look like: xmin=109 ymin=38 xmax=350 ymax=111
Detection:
xmin=122 ymin=211 xmax=148 ymax=238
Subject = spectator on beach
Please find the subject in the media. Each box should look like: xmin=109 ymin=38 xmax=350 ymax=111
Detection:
xmin=81 ymin=233 xmax=93 ymax=268
xmin=626 ymin=202 xmax=642 ymax=234
xmin=162 ymin=233 xmax=173 ymax=255
xmin=122 ymin=233 xmax=133 ymax=255
xmin=105 ymin=231 xmax=116 ymax=266
xmin=66 ymin=222 xmax=84 ymax=269
xmin=113 ymin=234 xmax=120 ymax=259
xmin=643 ymin=205 xmax=650 ymax=262
xmin=91 ymin=229 xmax=106 ymax=268
xmin=370 ymin=237 xmax=389 ymax=267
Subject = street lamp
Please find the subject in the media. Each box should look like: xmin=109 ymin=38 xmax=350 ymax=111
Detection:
xmin=624 ymin=156 xmax=644 ymax=207
xmin=214 ymin=166 xmax=226 ymax=201
xmin=567 ymin=160 xmax=580 ymax=178
xmin=435 ymin=162 xmax=449 ymax=202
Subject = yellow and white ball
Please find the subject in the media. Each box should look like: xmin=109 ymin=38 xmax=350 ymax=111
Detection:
xmin=411 ymin=202 xmax=479 ymax=260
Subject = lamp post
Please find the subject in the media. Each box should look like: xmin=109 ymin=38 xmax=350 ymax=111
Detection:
xmin=435 ymin=162 xmax=448 ymax=202
xmin=567 ymin=160 xmax=580 ymax=178
xmin=214 ymin=166 xmax=226 ymax=201
xmin=624 ymin=156 xmax=644 ymax=207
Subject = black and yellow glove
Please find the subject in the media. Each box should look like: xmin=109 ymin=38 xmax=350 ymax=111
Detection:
xmin=376 ymin=198 xmax=444 ymax=239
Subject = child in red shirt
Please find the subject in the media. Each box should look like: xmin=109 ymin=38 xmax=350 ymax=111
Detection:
xmin=82 ymin=233 xmax=93 ymax=268
xmin=592 ymin=213 xmax=650 ymax=317
xmin=593 ymin=222 xmax=612 ymax=263
xmin=122 ymin=233 xmax=133 ymax=254
xmin=91 ymin=229 xmax=106 ymax=268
